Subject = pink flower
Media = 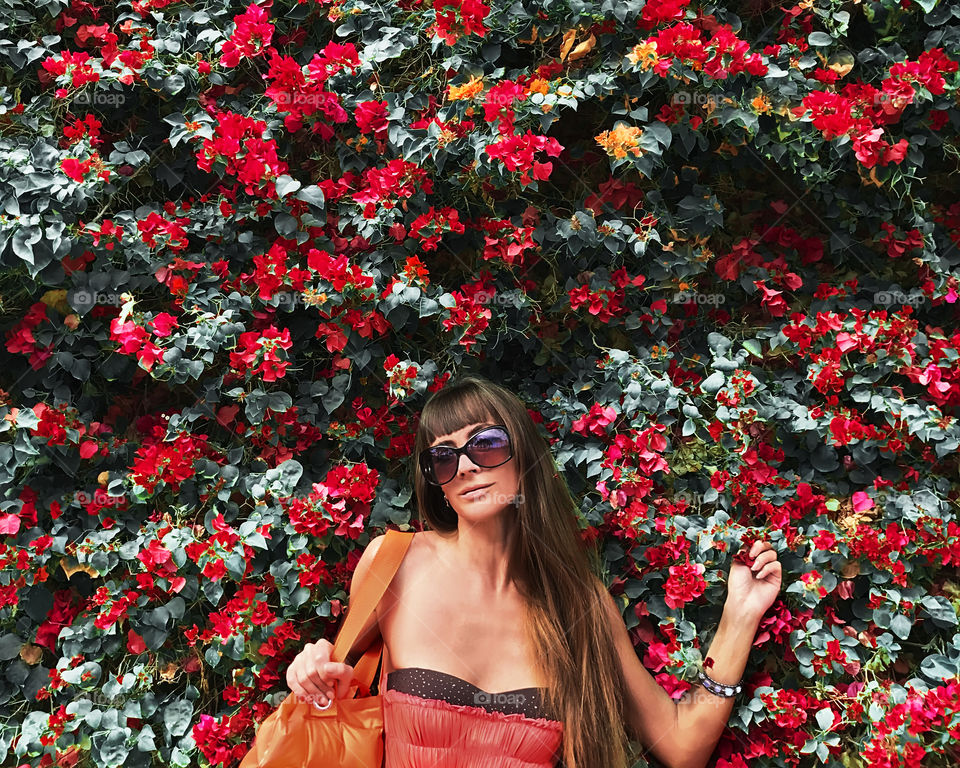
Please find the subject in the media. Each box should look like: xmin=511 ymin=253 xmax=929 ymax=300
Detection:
xmin=852 ymin=491 xmax=874 ymax=512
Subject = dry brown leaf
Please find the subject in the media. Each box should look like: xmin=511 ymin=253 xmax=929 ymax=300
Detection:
xmin=159 ymin=662 xmax=178 ymax=682
xmin=40 ymin=289 xmax=70 ymax=315
xmin=518 ymin=26 xmax=538 ymax=45
xmin=61 ymin=558 xmax=99 ymax=580
xmin=559 ymin=29 xmax=577 ymax=62
xmin=568 ymin=33 xmax=596 ymax=62
xmin=827 ymin=51 xmax=855 ymax=78
xmin=20 ymin=643 xmax=43 ymax=665
xmin=840 ymin=560 xmax=860 ymax=579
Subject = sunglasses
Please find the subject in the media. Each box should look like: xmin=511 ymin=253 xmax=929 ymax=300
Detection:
xmin=419 ymin=426 xmax=513 ymax=486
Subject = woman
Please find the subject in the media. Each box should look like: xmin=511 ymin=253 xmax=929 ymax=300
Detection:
xmin=286 ymin=375 xmax=782 ymax=768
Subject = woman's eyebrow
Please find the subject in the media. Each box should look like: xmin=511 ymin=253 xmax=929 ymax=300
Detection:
xmin=432 ymin=423 xmax=494 ymax=447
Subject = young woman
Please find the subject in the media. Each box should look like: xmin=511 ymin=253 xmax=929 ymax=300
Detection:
xmin=286 ymin=375 xmax=782 ymax=768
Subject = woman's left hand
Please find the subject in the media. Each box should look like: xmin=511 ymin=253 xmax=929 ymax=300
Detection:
xmin=726 ymin=539 xmax=782 ymax=621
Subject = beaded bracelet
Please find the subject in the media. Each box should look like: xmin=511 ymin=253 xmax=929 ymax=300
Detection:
xmin=697 ymin=669 xmax=742 ymax=698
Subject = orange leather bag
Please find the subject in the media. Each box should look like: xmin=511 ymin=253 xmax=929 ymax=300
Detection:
xmin=238 ymin=529 xmax=414 ymax=768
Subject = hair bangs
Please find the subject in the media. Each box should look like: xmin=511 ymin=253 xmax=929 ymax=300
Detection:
xmin=419 ymin=384 xmax=504 ymax=445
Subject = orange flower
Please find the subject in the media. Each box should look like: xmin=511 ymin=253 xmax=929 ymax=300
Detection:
xmin=448 ymin=74 xmax=484 ymax=101
xmin=595 ymin=123 xmax=643 ymax=159
xmin=527 ymin=77 xmax=550 ymax=95
xmin=627 ymin=41 xmax=659 ymax=70
xmin=751 ymin=93 xmax=771 ymax=113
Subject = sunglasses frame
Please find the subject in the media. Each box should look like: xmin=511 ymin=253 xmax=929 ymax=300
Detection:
xmin=419 ymin=425 xmax=514 ymax=486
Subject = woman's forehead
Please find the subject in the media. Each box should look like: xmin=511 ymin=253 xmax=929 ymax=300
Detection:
xmin=429 ymin=420 xmax=497 ymax=447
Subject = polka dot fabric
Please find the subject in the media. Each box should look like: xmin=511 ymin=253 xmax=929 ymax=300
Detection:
xmin=382 ymin=666 xmax=563 ymax=767
xmin=386 ymin=667 xmax=550 ymax=718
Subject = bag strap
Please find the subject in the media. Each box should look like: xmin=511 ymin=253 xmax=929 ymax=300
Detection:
xmin=330 ymin=529 xmax=414 ymax=684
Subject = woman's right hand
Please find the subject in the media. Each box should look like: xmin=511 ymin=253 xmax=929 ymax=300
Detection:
xmin=285 ymin=639 xmax=356 ymax=709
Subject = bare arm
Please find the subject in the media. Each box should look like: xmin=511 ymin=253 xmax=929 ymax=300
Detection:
xmin=598 ymin=585 xmax=685 ymax=768
xmin=601 ymin=581 xmax=763 ymax=768
xmin=672 ymin=607 xmax=762 ymax=768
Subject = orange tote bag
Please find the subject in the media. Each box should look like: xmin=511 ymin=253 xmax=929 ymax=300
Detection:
xmin=238 ymin=529 xmax=414 ymax=768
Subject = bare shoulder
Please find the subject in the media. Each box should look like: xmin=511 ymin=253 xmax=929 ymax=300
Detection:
xmin=361 ymin=530 xmax=435 ymax=604
xmin=371 ymin=530 xmax=440 ymax=639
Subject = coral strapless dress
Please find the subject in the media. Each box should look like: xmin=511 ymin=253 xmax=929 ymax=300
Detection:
xmin=381 ymin=666 xmax=564 ymax=768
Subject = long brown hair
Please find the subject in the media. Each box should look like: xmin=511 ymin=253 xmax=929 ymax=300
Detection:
xmin=409 ymin=374 xmax=632 ymax=768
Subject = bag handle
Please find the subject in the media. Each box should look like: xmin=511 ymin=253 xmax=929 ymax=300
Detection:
xmin=330 ymin=529 xmax=414 ymax=685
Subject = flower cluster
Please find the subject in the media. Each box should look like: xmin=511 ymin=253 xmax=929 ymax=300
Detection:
xmin=478 ymin=217 xmax=539 ymax=269
xmin=384 ymin=354 xmax=421 ymax=401
xmin=408 ymin=205 xmax=466 ymax=251
xmin=128 ymin=431 xmax=208 ymax=496
xmin=195 ymin=109 xmax=289 ymax=196
xmin=218 ymin=2 xmax=274 ymax=68
xmin=228 ymin=325 xmax=294 ymax=382
xmin=431 ymin=0 xmax=491 ymax=45
xmin=440 ymin=284 xmax=493 ymax=353
xmin=5 ymin=302 xmax=56 ymax=370
xmin=484 ymin=130 xmax=563 ymax=186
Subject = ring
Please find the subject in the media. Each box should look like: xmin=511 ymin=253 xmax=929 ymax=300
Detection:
xmin=313 ymin=698 xmax=333 ymax=710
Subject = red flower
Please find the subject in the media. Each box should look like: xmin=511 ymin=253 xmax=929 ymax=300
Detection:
xmin=355 ymin=100 xmax=389 ymax=134
xmin=664 ymin=561 xmax=707 ymax=609
xmin=127 ymin=630 xmax=147 ymax=654
xmin=219 ymin=2 xmax=275 ymax=68
xmin=432 ymin=0 xmax=491 ymax=45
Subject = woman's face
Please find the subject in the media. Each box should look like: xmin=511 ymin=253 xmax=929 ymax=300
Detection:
xmin=428 ymin=421 xmax=522 ymax=517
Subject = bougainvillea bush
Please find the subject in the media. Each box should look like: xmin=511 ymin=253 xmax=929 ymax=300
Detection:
xmin=2 ymin=0 xmax=960 ymax=765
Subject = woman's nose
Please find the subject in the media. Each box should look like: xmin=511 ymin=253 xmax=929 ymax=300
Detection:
xmin=455 ymin=450 xmax=480 ymax=474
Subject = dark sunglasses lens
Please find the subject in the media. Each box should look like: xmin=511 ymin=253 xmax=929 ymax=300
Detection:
xmin=428 ymin=448 xmax=458 ymax=485
xmin=467 ymin=429 xmax=511 ymax=466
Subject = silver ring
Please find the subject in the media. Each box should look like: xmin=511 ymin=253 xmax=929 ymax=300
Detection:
xmin=312 ymin=698 xmax=333 ymax=710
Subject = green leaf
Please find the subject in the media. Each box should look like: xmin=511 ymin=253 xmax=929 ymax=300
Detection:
xmin=808 ymin=32 xmax=834 ymax=46
xmin=295 ymin=184 xmax=325 ymax=208
xmin=920 ymin=653 xmax=959 ymax=681
xmin=275 ymin=175 xmax=301 ymax=198
xmin=163 ymin=700 xmax=194 ymax=738
xmin=889 ymin=613 xmax=912 ymax=640
xmin=815 ymin=708 xmax=834 ymax=730
xmin=920 ymin=595 xmax=957 ymax=625
xmin=163 ymin=74 xmax=185 ymax=95
xmin=0 ymin=634 xmax=22 ymax=660
xmin=95 ymin=729 xmax=131 ymax=767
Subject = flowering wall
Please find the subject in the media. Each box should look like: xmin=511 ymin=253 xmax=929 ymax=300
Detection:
xmin=2 ymin=0 xmax=960 ymax=766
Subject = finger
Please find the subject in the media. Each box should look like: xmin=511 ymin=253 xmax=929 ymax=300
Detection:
xmin=334 ymin=665 xmax=356 ymax=699
xmin=758 ymin=562 xmax=781 ymax=579
xmin=751 ymin=551 xmax=774 ymax=569
xmin=334 ymin=674 xmax=349 ymax=700
xmin=301 ymin=668 xmax=331 ymax=698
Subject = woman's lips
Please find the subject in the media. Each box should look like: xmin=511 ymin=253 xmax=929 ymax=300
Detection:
xmin=460 ymin=483 xmax=493 ymax=499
